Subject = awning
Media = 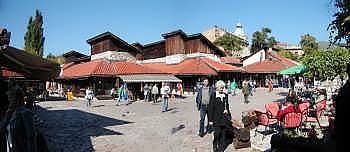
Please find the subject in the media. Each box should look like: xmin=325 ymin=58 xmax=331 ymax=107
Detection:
xmin=119 ymin=74 xmax=182 ymax=83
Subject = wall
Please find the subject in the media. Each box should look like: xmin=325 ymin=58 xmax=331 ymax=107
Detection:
xmin=165 ymin=35 xmax=185 ymax=56
xmin=243 ymin=49 xmax=265 ymax=66
xmin=91 ymin=51 xmax=136 ymax=61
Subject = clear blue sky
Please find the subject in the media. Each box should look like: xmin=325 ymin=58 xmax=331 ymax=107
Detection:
xmin=0 ymin=0 xmax=335 ymax=56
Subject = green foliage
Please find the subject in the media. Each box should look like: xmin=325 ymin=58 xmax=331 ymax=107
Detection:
xmin=302 ymin=47 xmax=350 ymax=80
xmin=251 ymin=27 xmax=276 ymax=54
xmin=300 ymin=34 xmax=318 ymax=55
xmin=46 ymin=53 xmax=65 ymax=64
xmin=24 ymin=9 xmax=45 ymax=57
xmin=328 ymin=0 xmax=350 ymax=47
xmin=278 ymin=50 xmax=299 ymax=61
xmin=214 ymin=33 xmax=245 ymax=56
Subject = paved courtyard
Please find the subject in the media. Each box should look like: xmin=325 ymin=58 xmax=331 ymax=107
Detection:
xmin=36 ymin=88 xmax=289 ymax=152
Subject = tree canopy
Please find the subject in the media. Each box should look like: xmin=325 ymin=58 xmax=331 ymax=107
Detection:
xmin=277 ymin=49 xmax=299 ymax=61
xmin=302 ymin=47 xmax=350 ymax=80
xmin=46 ymin=53 xmax=65 ymax=64
xmin=300 ymin=34 xmax=318 ymax=55
xmin=214 ymin=33 xmax=246 ymax=56
xmin=251 ymin=27 xmax=276 ymax=54
xmin=24 ymin=9 xmax=45 ymax=57
xmin=328 ymin=0 xmax=350 ymax=47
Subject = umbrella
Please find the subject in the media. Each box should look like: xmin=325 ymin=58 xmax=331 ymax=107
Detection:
xmin=278 ymin=64 xmax=307 ymax=75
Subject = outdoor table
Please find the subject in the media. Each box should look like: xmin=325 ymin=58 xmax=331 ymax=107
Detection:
xmin=276 ymin=104 xmax=295 ymax=120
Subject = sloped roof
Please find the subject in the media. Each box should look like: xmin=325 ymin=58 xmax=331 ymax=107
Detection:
xmin=60 ymin=60 xmax=164 ymax=79
xmin=142 ymin=58 xmax=218 ymax=75
xmin=243 ymin=60 xmax=293 ymax=73
xmin=220 ymin=57 xmax=242 ymax=64
xmin=0 ymin=46 xmax=60 ymax=80
xmin=201 ymin=58 xmax=244 ymax=72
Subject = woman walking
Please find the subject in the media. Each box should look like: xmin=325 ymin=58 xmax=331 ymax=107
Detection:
xmin=151 ymin=84 xmax=159 ymax=103
xmin=208 ymin=80 xmax=234 ymax=152
xmin=161 ymin=82 xmax=170 ymax=112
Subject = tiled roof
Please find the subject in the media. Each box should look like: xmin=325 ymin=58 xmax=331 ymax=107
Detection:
xmin=243 ymin=60 xmax=292 ymax=73
xmin=143 ymin=58 xmax=218 ymax=75
xmin=220 ymin=57 xmax=242 ymax=64
xmin=268 ymin=53 xmax=299 ymax=67
xmin=1 ymin=67 xmax=25 ymax=78
xmin=201 ymin=58 xmax=244 ymax=72
xmin=60 ymin=60 xmax=164 ymax=79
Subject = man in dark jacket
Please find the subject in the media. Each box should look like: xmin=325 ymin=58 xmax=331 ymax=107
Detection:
xmin=196 ymin=78 xmax=214 ymax=137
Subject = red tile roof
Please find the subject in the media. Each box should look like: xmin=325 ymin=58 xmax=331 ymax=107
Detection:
xmin=1 ymin=67 xmax=25 ymax=78
xmin=60 ymin=60 xmax=164 ymax=79
xmin=220 ymin=57 xmax=242 ymax=64
xmin=201 ymin=58 xmax=244 ymax=72
xmin=143 ymin=58 xmax=218 ymax=75
xmin=243 ymin=60 xmax=292 ymax=73
xmin=268 ymin=53 xmax=299 ymax=67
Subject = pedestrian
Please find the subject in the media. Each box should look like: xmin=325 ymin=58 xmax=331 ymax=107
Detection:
xmin=208 ymin=80 xmax=234 ymax=152
xmin=290 ymin=77 xmax=296 ymax=90
xmin=226 ymin=80 xmax=231 ymax=95
xmin=230 ymin=80 xmax=237 ymax=96
xmin=249 ymin=80 xmax=254 ymax=96
xmin=195 ymin=78 xmax=214 ymax=137
xmin=253 ymin=80 xmax=257 ymax=92
xmin=242 ymin=80 xmax=250 ymax=104
xmin=85 ymin=87 xmax=94 ymax=107
xmin=268 ymin=78 xmax=273 ymax=92
xmin=110 ymin=87 xmax=116 ymax=100
xmin=152 ymin=84 xmax=159 ymax=103
xmin=177 ymin=83 xmax=183 ymax=97
xmin=116 ymin=84 xmax=124 ymax=106
xmin=143 ymin=84 xmax=150 ymax=102
xmin=161 ymin=82 xmax=170 ymax=112
xmin=148 ymin=84 xmax=153 ymax=101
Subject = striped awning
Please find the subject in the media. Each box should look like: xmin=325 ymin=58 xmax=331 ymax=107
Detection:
xmin=119 ymin=74 xmax=182 ymax=83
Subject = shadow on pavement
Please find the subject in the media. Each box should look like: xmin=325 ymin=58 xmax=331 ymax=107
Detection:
xmin=36 ymin=106 xmax=133 ymax=152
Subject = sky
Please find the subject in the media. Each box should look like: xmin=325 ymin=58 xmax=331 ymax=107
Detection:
xmin=0 ymin=0 xmax=336 ymax=56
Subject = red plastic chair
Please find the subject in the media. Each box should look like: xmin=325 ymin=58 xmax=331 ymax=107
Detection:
xmin=302 ymin=100 xmax=327 ymax=128
xmin=256 ymin=113 xmax=279 ymax=140
xmin=281 ymin=112 xmax=302 ymax=129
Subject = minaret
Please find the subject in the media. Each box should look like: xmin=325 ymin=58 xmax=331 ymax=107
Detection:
xmin=233 ymin=23 xmax=247 ymax=41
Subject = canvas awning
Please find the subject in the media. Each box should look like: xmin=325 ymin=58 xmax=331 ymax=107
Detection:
xmin=119 ymin=74 xmax=182 ymax=83
xmin=277 ymin=64 xmax=306 ymax=75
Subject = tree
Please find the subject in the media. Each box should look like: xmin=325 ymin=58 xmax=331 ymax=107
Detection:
xmin=302 ymin=47 xmax=350 ymax=80
xmin=46 ymin=53 xmax=65 ymax=64
xmin=251 ymin=27 xmax=276 ymax=54
xmin=278 ymin=49 xmax=299 ymax=61
xmin=328 ymin=0 xmax=350 ymax=47
xmin=214 ymin=33 xmax=245 ymax=56
xmin=24 ymin=9 xmax=45 ymax=57
xmin=300 ymin=34 xmax=318 ymax=55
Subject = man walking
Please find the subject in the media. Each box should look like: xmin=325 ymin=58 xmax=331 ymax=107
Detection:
xmin=143 ymin=84 xmax=150 ymax=102
xmin=242 ymin=80 xmax=249 ymax=104
xmin=196 ymin=78 xmax=214 ymax=137
xmin=161 ymin=82 xmax=170 ymax=112
xmin=151 ymin=84 xmax=159 ymax=103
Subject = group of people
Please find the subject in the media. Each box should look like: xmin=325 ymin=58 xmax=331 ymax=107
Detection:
xmin=143 ymin=83 xmax=184 ymax=103
xmin=196 ymin=78 xmax=239 ymax=152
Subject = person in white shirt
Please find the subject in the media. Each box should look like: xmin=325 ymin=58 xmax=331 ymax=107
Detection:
xmin=161 ymin=82 xmax=170 ymax=112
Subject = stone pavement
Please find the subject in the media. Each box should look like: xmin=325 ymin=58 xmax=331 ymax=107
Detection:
xmin=36 ymin=88 xmax=289 ymax=152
